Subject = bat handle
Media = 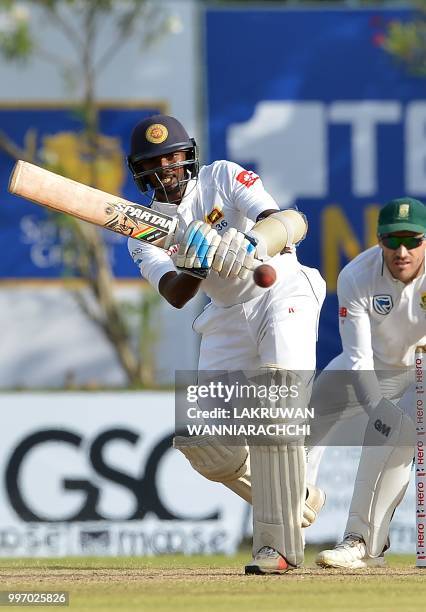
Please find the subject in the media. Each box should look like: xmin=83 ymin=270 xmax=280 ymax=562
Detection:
xmin=177 ymin=267 xmax=209 ymax=279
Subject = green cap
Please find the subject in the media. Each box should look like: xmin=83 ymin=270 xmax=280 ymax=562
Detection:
xmin=377 ymin=197 xmax=426 ymax=235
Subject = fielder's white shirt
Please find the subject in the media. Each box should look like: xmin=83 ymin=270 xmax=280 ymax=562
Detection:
xmin=337 ymin=245 xmax=426 ymax=369
xmin=128 ymin=160 xmax=295 ymax=307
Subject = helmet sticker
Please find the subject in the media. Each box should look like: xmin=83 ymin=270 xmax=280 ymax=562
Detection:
xmin=145 ymin=123 xmax=169 ymax=144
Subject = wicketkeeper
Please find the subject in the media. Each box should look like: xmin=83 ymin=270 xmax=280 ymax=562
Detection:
xmin=309 ymin=198 xmax=426 ymax=568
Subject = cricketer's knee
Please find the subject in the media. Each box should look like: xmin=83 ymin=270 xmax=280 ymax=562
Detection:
xmin=173 ymin=435 xmax=252 ymax=502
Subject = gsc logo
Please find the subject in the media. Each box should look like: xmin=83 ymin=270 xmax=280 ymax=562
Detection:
xmin=5 ymin=429 xmax=220 ymax=523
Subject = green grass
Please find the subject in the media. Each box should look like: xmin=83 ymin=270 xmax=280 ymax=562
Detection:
xmin=0 ymin=552 xmax=423 ymax=612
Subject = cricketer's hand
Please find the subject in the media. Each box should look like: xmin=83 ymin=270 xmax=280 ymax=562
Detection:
xmin=176 ymin=221 xmax=221 ymax=272
xmin=212 ymin=228 xmax=269 ymax=280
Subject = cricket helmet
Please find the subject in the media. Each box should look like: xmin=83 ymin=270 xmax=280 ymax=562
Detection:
xmin=127 ymin=114 xmax=199 ymax=195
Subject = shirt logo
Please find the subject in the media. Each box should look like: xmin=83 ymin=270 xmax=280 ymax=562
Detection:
xmin=236 ymin=170 xmax=259 ymax=188
xmin=206 ymin=207 xmax=224 ymax=224
xmin=420 ymin=291 xmax=426 ymax=311
xmin=373 ymin=294 xmax=393 ymax=315
xmin=145 ymin=123 xmax=168 ymax=144
xmin=339 ymin=306 xmax=347 ymax=318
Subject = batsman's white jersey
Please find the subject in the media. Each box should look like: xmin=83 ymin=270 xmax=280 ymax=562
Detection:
xmin=128 ymin=160 xmax=326 ymax=370
xmin=128 ymin=160 xmax=279 ymax=308
xmin=337 ymin=245 xmax=426 ymax=371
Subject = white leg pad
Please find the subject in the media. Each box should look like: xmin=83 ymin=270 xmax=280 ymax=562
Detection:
xmin=250 ymin=443 xmax=305 ymax=567
xmin=223 ymin=453 xmax=252 ymax=503
xmin=173 ymin=435 xmax=250 ymax=500
xmin=174 ymin=436 xmax=322 ymax=524
xmin=345 ymin=398 xmax=415 ymax=557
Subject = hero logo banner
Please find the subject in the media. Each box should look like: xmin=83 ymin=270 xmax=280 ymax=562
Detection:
xmin=0 ymin=393 xmax=245 ymax=557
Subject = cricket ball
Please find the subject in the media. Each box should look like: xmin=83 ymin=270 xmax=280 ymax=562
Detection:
xmin=253 ymin=264 xmax=276 ymax=288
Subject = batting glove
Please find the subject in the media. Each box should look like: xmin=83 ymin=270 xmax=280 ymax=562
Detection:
xmin=176 ymin=221 xmax=221 ymax=271
xmin=238 ymin=230 xmax=270 ymax=279
xmin=212 ymin=228 xmax=259 ymax=279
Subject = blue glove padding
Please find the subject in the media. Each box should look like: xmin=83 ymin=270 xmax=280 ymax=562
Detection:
xmin=176 ymin=221 xmax=221 ymax=270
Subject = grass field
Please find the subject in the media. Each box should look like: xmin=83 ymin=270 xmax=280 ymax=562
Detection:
xmin=0 ymin=551 xmax=424 ymax=611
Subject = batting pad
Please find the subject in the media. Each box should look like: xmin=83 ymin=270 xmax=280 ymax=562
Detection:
xmin=250 ymin=443 xmax=305 ymax=567
xmin=173 ymin=435 xmax=251 ymax=502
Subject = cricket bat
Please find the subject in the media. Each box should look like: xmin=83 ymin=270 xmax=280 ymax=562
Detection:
xmin=8 ymin=160 xmax=307 ymax=282
xmin=8 ymin=160 xmax=178 ymax=248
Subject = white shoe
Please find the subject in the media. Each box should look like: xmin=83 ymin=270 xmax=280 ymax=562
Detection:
xmin=316 ymin=535 xmax=386 ymax=569
xmin=245 ymin=546 xmax=295 ymax=575
xmin=303 ymin=484 xmax=326 ymax=528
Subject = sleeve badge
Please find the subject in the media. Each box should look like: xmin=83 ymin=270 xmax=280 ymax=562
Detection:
xmin=236 ymin=170 xmax=259 ymax=188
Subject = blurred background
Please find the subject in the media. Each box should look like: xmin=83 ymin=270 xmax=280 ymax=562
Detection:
xmin=0 ymin=0 xmax=422 ymax=557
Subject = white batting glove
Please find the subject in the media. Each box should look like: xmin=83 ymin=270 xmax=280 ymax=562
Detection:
xmin=176 ymin=221 xmax=221 ymax=271
xmin=238 ymin=230 xmax=269 ymax=279
xmin=212 ymin=228 xmax=258 ymax=279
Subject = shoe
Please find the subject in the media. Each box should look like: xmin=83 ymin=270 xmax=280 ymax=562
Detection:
xmin=302 ymin=484 xmax=326 ymax=528
xmin=316 ymin=535 xmax=386 ymax=569
xmin=245 ymin=546 xmax=295 ymax=575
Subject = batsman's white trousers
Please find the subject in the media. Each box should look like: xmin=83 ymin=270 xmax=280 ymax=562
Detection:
xmin=193 ymin=264 xmax=325 ymax=372
xmin=192 ymin=262 xmax=325 ymax=564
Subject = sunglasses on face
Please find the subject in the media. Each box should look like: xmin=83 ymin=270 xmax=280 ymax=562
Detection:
xmin=380 ymin=235 xmax=425 ymax=250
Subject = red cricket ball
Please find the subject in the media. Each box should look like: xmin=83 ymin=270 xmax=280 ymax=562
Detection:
xmin=253 ymin=264 xmax=276 ymax=288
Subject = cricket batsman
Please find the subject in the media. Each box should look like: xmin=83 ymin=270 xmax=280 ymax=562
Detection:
xmin=311 ymin=197 xmax=426 ymax=568
xmin=126 ymin=114 xmax=326 ymax=574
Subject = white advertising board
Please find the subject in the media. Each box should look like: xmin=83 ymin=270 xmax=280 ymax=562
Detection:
xmin=0 ymin=393 xmax=416 ymax=556
xmin=0 ymin=392 xmax=246 ymax=557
